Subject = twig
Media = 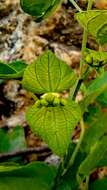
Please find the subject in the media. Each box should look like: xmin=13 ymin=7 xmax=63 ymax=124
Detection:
xmin=69 ymin=0 xmax=82 ymax=12
xmin=0 ymin=145 xmax=51 ymax=161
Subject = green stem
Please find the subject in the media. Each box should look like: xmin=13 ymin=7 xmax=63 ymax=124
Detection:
xmin=87 ymin=0 xmax=93 ymax=10
xmin=29 ymin=92 xmax=38 ymax=101
xmin=72 ymin=78 xmax=83 ymax=100
xmin=80 ymin=0 xmax=93 ymax=77
xmin=81 ymin=176 xmax=89 ymax=190
xmin=84 ymin=176 xmax=89 ymax=190
xmin=52 ymin=158 xmax=64 ymax=189
xmin=64 ymin=118 xmax=85 ymax=173
xmin=69 ymin=0 xmax=82 ymax=12
xmin=53 ymin=0 xmax=93 ymax=187
xmin=72 ymin=0 xmax=93 ymax=99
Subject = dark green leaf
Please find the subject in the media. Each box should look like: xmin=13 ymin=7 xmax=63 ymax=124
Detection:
xmin=89 ymin=178 xmax=107 ymax=190
xmin=22 ymin=50 xmax=76 ymax=94
xmin=76 ymin=10 xmax=107 ymax=44
xmin=78 ymin=133 xmax=107 ymax=181
xmin=97 ymin=91 xmax=107 ymax=107
xmin=0 ymin=126 xmax=26 ymax=153
xmin=26 ymin=99 xmax=81 ymax=156
xmin=78 ymin=107 xmax=107 ymax=181
xmin=0 ymin=162 xmax=56 ymax=190
xmin=0 ymin=60 xmax=27 ymax=79
xmin=56 ymin=149 xmax=85 ymax=190
xmin=81 ymin=105 xmax=107 ymax=170
xmin=20 ymin=0 xmax=61 ymax=22
xmin=81 ymin=107 xmax=107 ymax=153
xmin=80 ymin=71 xmax=107 ymax=112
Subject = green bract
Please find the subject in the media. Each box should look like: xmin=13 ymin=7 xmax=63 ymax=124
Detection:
xmin=20 ymin=0 xmax=61 ymax=21
xmin=22 ymin=50 xmax=76 ymax=94
xmin=26 ymin=99 xmax=81 ymax=156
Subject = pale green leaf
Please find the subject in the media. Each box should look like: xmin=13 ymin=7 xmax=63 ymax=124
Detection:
xmin=76 ymin=10 xmax=107 ymax=44
xmin=0 ymin=60 xmax=27 ymax=79
xmin=22 ymin=50 xmax=76 ymax=94
xmin=26 ymin=99 xmax=81 ymax=156
xmin=0 ymin=162 xmax=56 ymax=190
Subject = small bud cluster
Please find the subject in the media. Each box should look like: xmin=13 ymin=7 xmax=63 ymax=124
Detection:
xmin=35 ymin=93 xmax=67 ymax=108
xmin=85 ymin=53 xmax=107 ymax=68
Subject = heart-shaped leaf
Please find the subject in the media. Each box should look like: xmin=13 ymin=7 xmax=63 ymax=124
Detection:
xmin=22 ymin=50 xmax=76 ymax=94
xmin=20 ymin=0 xmax=61 ymax=22
xmin=76 ymin=10 xmax=107 ymax=44
xmin=0 ymin=162 xmax=56 ymax=190
xmin=26 ymin=99 xmax=81 ymax=156
xmin=0 ymin=60 xmax=27 ymax=79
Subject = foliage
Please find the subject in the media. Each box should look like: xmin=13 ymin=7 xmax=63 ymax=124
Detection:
xmin=20 ymin=0 xmax=62 ymax=21
xmin=22 ymin=50 xmax=76 ymax=94
xmin=89 ymin=177 xmax=107 ymax=190
xmin=0 ymin=162 xmax=56 ymax=190
xmin=0 ymin=126 xmax=26 ymax=154
xmin=76 ymin=10 xmax=107 ymax=45
xmin=26 ymin=97 xmax=81 ymax=156
xmin=0 ymin=0 xmax=107 ymax=189
xmin=0 ymin=60 xmax=27 ymax=79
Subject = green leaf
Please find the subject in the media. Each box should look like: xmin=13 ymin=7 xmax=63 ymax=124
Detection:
xmin=0 ymin=162 xmax=56 ymax=190
xmin=22 ymin=50 xmax=76 ymax=94
xmin=78 ymin=109 xmax=107 ymax=181
xmin=81 ymin=106 xmax=107 ymax=153
xmin=97 ymin=91 xmax=107 ymax=107
xmin=0 ymin=126 xmax=26 ymax=153
xmin=0 ymin=60 xmax=27 ymax=79
xmin=89 ymin=178 xmax=107 ymax=190
xmin=26 ymin=99 xmax=81 ymax=156
xmin=78 ymin=132 xmax=107 ymax=181
xmin=80 ymin=106 xmax=107 ymax=171
xmin=80 ymin=71 xmax=107 ymax=112
xmin=76 ymin=10 xmax=107 ymax=44
xmin=20 ymin=0 xmax=61 ymax=22
xmin=56 ymin=148 xmax=85 ymax=190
